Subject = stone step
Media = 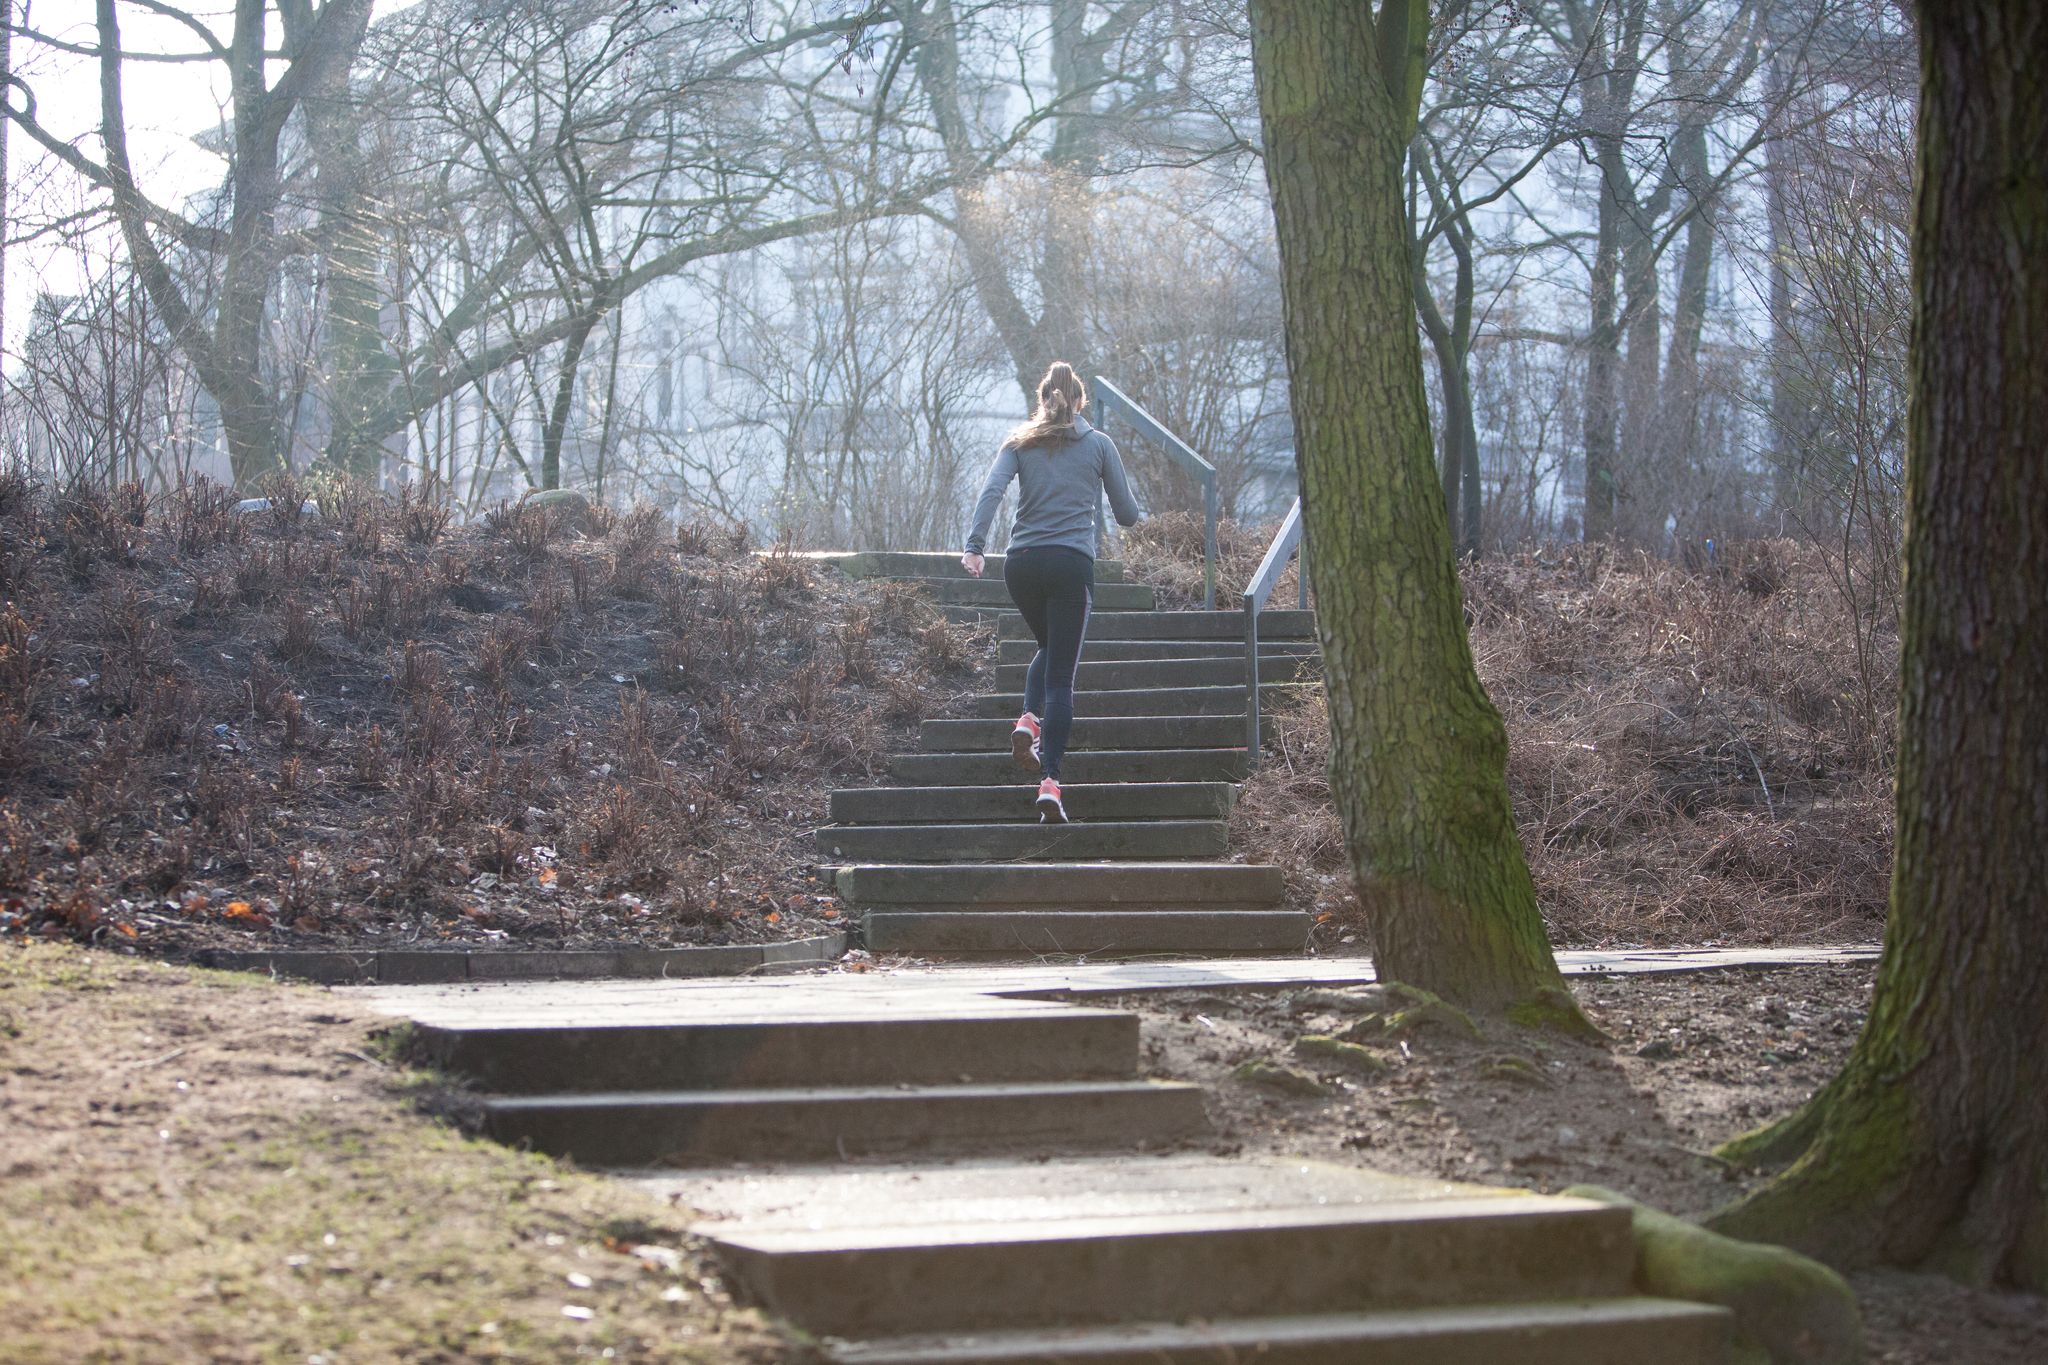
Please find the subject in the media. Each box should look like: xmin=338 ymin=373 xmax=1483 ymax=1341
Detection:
xmin=830 ymin=1299 xmax=1732 ymax=1364
xmin=889 ymin=749 xmax=1249 ymax=786
xmin=707 ymin=1194 xmax=1637 ymax=1339
xmin=834 ymin=862 xmax=1285 ymax=909
xmin=961 ymin=683 xmax=1315 ymax=719
xmin=1000 ymin=610 xmax=1317 ymax=642
xmin=899 ymin=577 xmax=1157 ymax=611
xmin=997 ymin=638 xmax=1318 ymax=664
xmin=802 ymin=551 xmax=1128 ymax=584
xmin=921 ymin=715 xmax=1242 ymax=753
xmin=862 ymin=910 xmax=1312 ymax=957
xmin=410 ymin=1008 xmax=1145 ymax=1094
xmin=819 ymin=821 xmax=1228 ymax=864
xmin=481 ymin=1079 xmax=1210 ymax=1166
xmin=829 ymin=783 xmax=1238 ymax=826
xmin=995 ymin=655 xmax=1321 ymax=692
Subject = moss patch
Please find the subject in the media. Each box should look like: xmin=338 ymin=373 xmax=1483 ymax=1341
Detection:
xmin=1567 ymin=1183 xmax=1861 ymax=1365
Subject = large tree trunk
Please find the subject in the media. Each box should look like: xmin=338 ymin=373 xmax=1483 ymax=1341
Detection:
xmin=1710 ymin=0 xmax=2048 ymax=1289
xmin=1250 ymin=0 xmax=1576 ymax=1018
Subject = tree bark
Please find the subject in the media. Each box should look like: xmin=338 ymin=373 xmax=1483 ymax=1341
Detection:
xmin=302 ymin=42 xmax=393 ymax=484
xmin=541 ymin=309 xmax=602 ymax=492
xmin=1661 ymin=119 xmax=1716 ymax=532
xmin=1710 ymin=0 xmax=2048 ymax=1290
xmin=1581 ymin=176 xmax=1621 ymax=540
xmin=1250 ymin=0 xmax=1577 ymax=1019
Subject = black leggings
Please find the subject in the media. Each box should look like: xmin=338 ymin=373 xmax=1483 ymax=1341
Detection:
xmin=1003 ymin=546 xmax=1093 ymax=781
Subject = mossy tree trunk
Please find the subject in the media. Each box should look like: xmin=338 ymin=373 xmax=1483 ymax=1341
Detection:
xmin=1710 ymin=0 xmax=2048 ymax=1290
xmin=1249 ymin=0 xmax=1576 ymax=1018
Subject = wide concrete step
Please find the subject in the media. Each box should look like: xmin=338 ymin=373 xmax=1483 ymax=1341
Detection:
xmin=996 ymin=655 xmax=1321 ymax=692
xmin=921 ymin=715 xmax=1242 ymax=753
xmin=962 ymin=683 xmax=1316 ymax=719
xmin=889 ymin=749 xmax=1249 ymax=786
xmin=863 ymin=910 xmax=1312 ymax=957
xmin=709 ymin=1195 xmax=1636 ymax=1338
xmin=997 ymin=638 xmax=1318 ymax=664
xmin=819 ymin=821 xmax=1228 ymax=863
xmin=831 ymin=1299 xmax=1731 ymax=1364
xmin=898 ymin=577 xmax=1156 ymax=611
xmin=1001 ymin=610 xmax=1317 ymax=642
xmin=806 ymin=551 xmax=1128 ymax=584
xmin=482 ymin=1079 xmax=1210 ymax=1165
xmin=829 ymin=783 xmax=1237 ymax=826
xmin=834 ymin=862 xmax=1285 ymax=908
xmin=411 ymin=1008 xmax=1144 ymax=1094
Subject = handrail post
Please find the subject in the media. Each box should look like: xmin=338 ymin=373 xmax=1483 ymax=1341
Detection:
xmin=1203 ymin=478 xmax=1218 ymax=610
xmin=1244 ymin=593 xmax=1261 ymax=766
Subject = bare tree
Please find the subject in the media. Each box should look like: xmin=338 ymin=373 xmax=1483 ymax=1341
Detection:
xmin=6 ymin=0 xmax=376 ymax=483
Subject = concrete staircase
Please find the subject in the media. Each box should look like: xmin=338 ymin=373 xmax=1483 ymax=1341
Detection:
xmin=816 ymin=551 xmax=1320 ymax=958
xmin=379 ymin=963 xmax=1730 ymax=1365
xmin=656 ymin=1156 xmax=1732 ymax=1364
xmin=407 ymin=987 xmax=1207 ymax=1166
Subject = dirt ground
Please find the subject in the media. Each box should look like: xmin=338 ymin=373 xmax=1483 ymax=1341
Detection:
xmin=1114 ymin=962 xmax=2048 ymax=1365
xmin=0 ymin=939 xmax=791 ymax=1364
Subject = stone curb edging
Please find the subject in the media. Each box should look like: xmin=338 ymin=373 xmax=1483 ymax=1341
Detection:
xmin=193 ymin=931 xmax=848 ymax=985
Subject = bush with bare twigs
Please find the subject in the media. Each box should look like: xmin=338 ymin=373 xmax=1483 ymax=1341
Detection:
xmin=0 ymin=477 xmax=987 ymax=955
xmin=1223 ymin=539 xmax=1894 ymax=949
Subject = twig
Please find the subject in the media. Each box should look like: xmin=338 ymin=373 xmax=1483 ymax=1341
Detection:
xmin=340 ymin=1049 xmax=388 ymax=1069
xmin=121 ymin=1047 xmax=187 ymax=1070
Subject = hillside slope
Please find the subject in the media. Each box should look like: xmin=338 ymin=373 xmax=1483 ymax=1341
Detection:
xmin=0 ymin=473 xmax=985 ymax=956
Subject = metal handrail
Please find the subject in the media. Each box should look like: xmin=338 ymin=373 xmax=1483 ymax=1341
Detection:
xmin=1090 ymin=376 xmax=1218 ymax=609
xmin=1241 ymin=496 xmax=1308 ymax=764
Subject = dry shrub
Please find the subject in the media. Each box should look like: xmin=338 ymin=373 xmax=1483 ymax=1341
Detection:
xmin=748 ymin=538 xmax=814 ymax=604
xmin=1 ymin=482 xmax=971 ymax=955
xmin=1118 ymin=509 xmax=1305 ymax=611
xmin=276 ymin=598 xmax=319 ymax=668
xmin=330 ymin=478 xmax=385 ymax=556
xmin=0 ymin=480 xmax=46 ymax=593
xmin=257 ymin=471 xmax=311 ymax=533
xmin=1228 ymin=540 xmax=1894 ymax=948
xmin=166 ymin=477 xmax=245 ymax=557
xmin=676 ymin=513 xmax=749 ymax=560
xmin=55 ymin=480 xmax=138 ymax=578
xmin=606 ymin=505 xmax=668 ymax=599
xmin=485 ymin=498 xmax=563 ymax=562
xmin=398 ymin=477 xmax=451 ymax=546
xmin=837 ymin=609 xmax=879 ymax=684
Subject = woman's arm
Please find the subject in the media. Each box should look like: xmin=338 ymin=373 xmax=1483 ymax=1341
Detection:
xmin=964 ymin=445 xmax=1019 ymax=555
xmin=1099 ymin=434 xmax=1143 ymax=528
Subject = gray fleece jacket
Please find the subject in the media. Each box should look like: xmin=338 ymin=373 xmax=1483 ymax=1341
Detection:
xmin=964 ymin=416 xmax=1142 ymax=557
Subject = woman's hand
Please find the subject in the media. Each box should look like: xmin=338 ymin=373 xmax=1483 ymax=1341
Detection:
xmin=960 ymin=552 xmax=985 ymax=578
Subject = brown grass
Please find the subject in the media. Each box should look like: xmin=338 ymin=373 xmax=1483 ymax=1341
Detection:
xmin=0 ymin=939 xmax=788 ymax=1363
xmin=1117 ymin=510 xmax=1305 ymax=612
xmin=0 ymin=477 xmax=987 ymax=958
xmin=1226 ymin=540 xmax=1895 ymax=948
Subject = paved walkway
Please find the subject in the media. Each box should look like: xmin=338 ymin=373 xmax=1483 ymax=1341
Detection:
xmin=358 ymin=944 xmax=1880 ymax=1027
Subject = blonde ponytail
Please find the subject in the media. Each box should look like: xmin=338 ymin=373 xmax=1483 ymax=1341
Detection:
xmin=1007 ymin=362 xmax=1088 ymax=450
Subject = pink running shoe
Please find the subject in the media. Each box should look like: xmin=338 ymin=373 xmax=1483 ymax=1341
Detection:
xmin=1011 ymin=712 xmax=1041 ymax=770
xmin=1035 ymin=777 xmax=1068 ymax=824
